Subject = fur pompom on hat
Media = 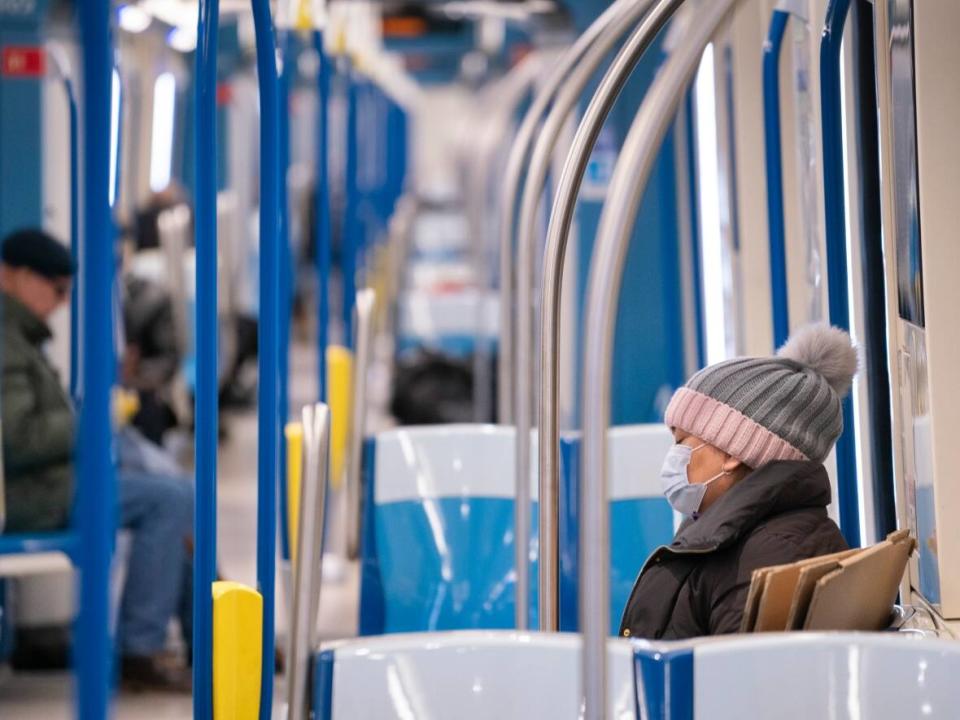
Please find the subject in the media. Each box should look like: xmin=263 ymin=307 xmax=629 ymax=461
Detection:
xmin=664 ymin=324 xmax=858 ymax=467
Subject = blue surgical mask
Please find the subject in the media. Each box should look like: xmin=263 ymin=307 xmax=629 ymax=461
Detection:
xmin=660 ymin=443 xmax=727 ymax=516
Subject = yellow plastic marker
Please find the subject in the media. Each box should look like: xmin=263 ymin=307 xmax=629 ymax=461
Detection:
xmin=327 ymin=345 xmax=353 ymax=490
xmin=212 ymin=581 xmax=263 ymax=720
xmin=286 ymin=422 xmax=304 ymax=566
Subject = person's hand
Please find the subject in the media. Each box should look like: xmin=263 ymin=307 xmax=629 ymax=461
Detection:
xmin=112 ymin=387 xmax=141 ymax=427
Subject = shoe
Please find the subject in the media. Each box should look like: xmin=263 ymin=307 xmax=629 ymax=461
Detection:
xmin=120 ymin=653 xmax=192 ymax=693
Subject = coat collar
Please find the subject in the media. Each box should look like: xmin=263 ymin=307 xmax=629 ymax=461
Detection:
xmin=1 ymin=291 xmax=52 ymax=346
xmin=672 ymin=460 xmax=833 ymax=552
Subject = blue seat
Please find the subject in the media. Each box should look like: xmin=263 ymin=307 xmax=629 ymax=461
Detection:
xmin=358 ymin=425 xmax=550 ymax=634
xmin=311 ymin=630 xmax=639 ymax=719
xmin=634 ymin=633 xmax=960 ymax=719
xmin=358 ymin=423 xmax=676 ymax=636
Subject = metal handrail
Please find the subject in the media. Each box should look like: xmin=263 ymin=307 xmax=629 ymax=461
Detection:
xmin=819 ymin=0 xmax=860 ymax=549
xmin=286 ymin=402 xmax=331 ymax=720
xmin=763 ymin=8 xmax=791 ymax=347
xmin=76 ymin=0 xmax=117 ymax=715
xmin=579 ymin=2 xmax=741 ymax=716
xmin=251 ymin=0 xmax=282 ymax=712
xmin=346 ymin=288 xmax=376 ymax=560
xmin=497 ymin=0 xmax=635 ymax=424
xmin=537 ymin=0 xmax=685 ymax=634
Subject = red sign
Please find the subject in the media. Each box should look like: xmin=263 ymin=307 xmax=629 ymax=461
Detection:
xmin=2 ymin=46 xmax=45 ymax=78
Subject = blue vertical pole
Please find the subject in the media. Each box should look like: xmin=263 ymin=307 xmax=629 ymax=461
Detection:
xmin=343 ymin=64 xmax=358 ymax=348
xmin=63 ymin=72 xmax=81 ymax=403
xmin=277 ymin=31 xmax=292 ymax=564
xmin=192 ymin=0 xmax=219 ymax=714
xmin=251 ymin=0 xmax=280 ymax=712
xmin=820 ymin=0 xmax=861 ymax=548
xmin=76 ymin=1 xmax=115 ymax=718
xmin=314 ymin=31 xmax=331 ymax=402
xmin=763 ymin=9 xmax=790 ymax=348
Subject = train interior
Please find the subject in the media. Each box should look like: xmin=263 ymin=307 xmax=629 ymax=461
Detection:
xmin=0 ymin=0 xmax=959 ymax=717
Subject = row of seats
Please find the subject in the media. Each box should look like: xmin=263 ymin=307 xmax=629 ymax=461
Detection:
xmin=310 ymin=630 xmax=960 ymax=719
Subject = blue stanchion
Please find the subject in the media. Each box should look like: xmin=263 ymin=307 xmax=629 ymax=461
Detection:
xmin=820 ymin=0 xmax=861 ymax=548
xmin=763 ymin=9 xmax=790 ymax=348
xmin=343 ymin=65 xmax=358 ymax=348
xmin=76 ymin=1 xmax=116 ymax=717
xmin=192 ymin=0 xmax=219 ymax=713
xmin=277 ymin=31 xmax=293 ymax=564
xmin=314 ymin=31 xmax=332 ymax=403
xmin=251 ymin=0 xmax=281 ymax=713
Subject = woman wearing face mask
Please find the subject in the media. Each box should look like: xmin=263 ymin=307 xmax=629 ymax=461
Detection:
xmin=619 ymin=324 xmax=855 ymax=639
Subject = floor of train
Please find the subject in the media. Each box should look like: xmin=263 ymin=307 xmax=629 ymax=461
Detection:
xmin=0 ymin=341 xmax=362 ymax=718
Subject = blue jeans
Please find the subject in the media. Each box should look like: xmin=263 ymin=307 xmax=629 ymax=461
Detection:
xmin=116 ymin=470 xmax=193 ymax=656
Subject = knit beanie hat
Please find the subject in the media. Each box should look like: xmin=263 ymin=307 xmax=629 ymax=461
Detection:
xmin=1 ymin=228 xmax=75 ymax=279
xmin=664 ymin=324 xmax=858 ymax=468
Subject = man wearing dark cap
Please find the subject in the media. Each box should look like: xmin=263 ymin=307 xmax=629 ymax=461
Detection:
xmin=1 ymin=228 xmax=193 ymax=692
xmin=0 ymin=228 xmax=76 ymax=531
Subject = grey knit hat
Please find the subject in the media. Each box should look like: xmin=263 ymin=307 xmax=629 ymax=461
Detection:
xmin=664 ymin=324 xmax=858 ymax=468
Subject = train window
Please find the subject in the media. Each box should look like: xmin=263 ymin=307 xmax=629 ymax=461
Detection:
xmin=150 ymin=72 xmax=177 ymax=192
xmin=889 ymin=0 xmax=925 ymax=327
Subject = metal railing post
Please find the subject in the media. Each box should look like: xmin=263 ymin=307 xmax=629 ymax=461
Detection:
xmin=579 ymin=3 xmax=741 ymax=716
xmin=537 ymin=0 xmax=685 ymax=636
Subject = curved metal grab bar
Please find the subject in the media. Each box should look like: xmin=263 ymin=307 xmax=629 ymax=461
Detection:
xmin=497 ymin=0 xmax=635 ymax=425
xmin=251 ymin=0 xmax=282 ymax=712
xmin=76 ymin=0 xmax=116 ymax=715
xmin=579 ymin=2 xmax=742 ymax=716
xmin=763 ymin=8 xmax=791 ymax=347
xmin=537 ymin=0 xmax=685 ymax=634
xmin=515 ymin=0 xmax=667 ymax=634
xmin=346 ymin=288 xmax=376 ymax=560
xmin=819 ymin=0 xmax=860 ymax=548
xmin=286 ymin=403 xmax=331 ymax=720
xmin=192 ymin=0 xmax=220 ymax=712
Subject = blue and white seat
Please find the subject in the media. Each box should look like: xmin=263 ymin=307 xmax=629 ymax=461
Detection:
xmin=358 ymin=423 xmax=676 ymax=636
xmin=312 ymin=631 xmax=638 ymax=719
xmin=634 ymin=633 xmax=960 ymax=719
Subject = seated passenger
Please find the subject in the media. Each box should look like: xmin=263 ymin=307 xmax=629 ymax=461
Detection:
xmin=0 ymin=229 xmax=192 ymax=691
xmin=620 ymin=324 xmax=853 ymax=639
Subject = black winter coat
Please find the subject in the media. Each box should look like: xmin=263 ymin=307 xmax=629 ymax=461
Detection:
xmin=619 ymin=460 xmax=847 ymax=639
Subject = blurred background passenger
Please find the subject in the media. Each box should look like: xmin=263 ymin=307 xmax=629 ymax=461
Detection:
xmin=620 ymin=324 xmax=855 ymax=639
xmin=0 ymin=228 xmax=193 ymax=692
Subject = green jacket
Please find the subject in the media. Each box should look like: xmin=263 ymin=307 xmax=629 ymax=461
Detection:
xmin=1 ymin=292 xmax=75 ymax=532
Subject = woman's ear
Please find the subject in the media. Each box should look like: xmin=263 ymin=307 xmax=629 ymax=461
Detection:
xmin=722 ymin=455 xmax=744 ymax=474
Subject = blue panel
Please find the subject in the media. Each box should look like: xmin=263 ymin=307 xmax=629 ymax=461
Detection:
xmin=916 ymin=485 xmax=940 ymax=604
xmin=610 ymin=498 xmax=674 ymax=634
xmin=575 ymin=42 xmax=684 ymax=425
xmin=358 ymin=439 xmax=386 ymax=635
xmin=0 ymin=28 xmax=44 ymax=237
xmin=311 ymin=649 xmax=335 ymax=720
xmin=633 ymin=646 xmax=694 ymax=720
xmin=370 ymin=497 xmax=539 ymax=632
xmin=559 ymin=437 xmax=580 ymax=632
xmin=0 ymin=531 xmax=78 ymax=557
xmin=396 ymin=336 xmax=496 ymax=360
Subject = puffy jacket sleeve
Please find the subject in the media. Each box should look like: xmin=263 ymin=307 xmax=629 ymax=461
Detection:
xmin=2 ymin=351 xmax=75 ymax=472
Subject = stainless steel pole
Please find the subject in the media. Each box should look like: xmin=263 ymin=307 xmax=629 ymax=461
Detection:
xmin=535 ymin=0 xmax=685 ymax=635
xmin=497 ymin=0 xmax=634 ymax=425
xmin=286 ymin=403 xmax=330 ymax=720
xmin=580 ymin=3 xmax=739 ymax=717
xmin=515 ymin=0 xmax=661 ymax=633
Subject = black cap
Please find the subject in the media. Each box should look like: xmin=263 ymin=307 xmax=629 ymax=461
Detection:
xmin=1 ymin=228 xmax=76 ymax=279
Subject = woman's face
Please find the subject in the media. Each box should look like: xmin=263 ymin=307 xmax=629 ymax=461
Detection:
xmin=671 ymin=429 xmax=746 ymax=512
